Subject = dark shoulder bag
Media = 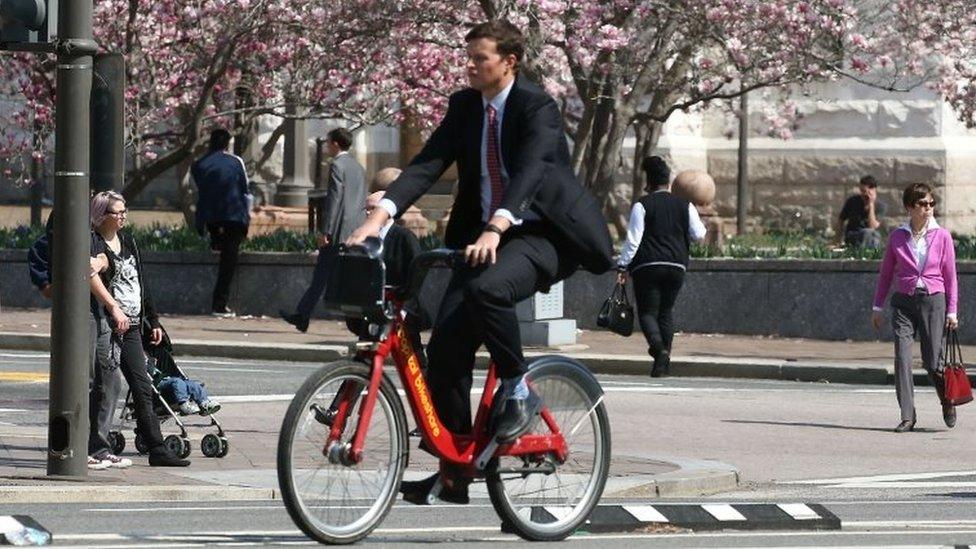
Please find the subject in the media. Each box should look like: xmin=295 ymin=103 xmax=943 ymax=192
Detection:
xmin=597 ymin=280 xmax=634 ymax=337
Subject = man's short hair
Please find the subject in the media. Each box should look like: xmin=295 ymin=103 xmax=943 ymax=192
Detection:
xmin=209 ymin=128 xmax=231 ymax=151
xmin=465 ymin=20 xmax=525 ymax=64
xmin=859 ymin=175 xmax=878 ymax=188
xmin=327 ymin=128 xmax=353 ymax=151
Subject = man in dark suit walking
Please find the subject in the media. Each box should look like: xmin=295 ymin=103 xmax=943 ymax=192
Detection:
xmin=281 ymin=127 xmax=366 ymax=332
xmin=346 ymin=20 xmax=613 ymax=502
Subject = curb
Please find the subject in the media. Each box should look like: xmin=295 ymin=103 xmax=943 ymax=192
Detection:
xmin=605 ymin=458 xmax=740 ymax=498
xmin=0 ymin=485 xmax=275 ymax=504
xmin=577 ymin=502 xmax=840 ymax=533
xmin=4 ymin=331 xmax=962 ymax=387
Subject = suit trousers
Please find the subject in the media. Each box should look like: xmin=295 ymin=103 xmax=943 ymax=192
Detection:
xmin=426 ymin=226 xmax=576 ymax=434
xmin=295 ymin=245 xmax=339 ymax=321
xmin=208 ymin=221 xmax=248 ymax=311
xmin=891 ymin=291 xmax=947 ymax=422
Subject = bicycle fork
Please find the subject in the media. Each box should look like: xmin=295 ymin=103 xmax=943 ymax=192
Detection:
xmin=321 ymin=354 xmax=386 ymax=466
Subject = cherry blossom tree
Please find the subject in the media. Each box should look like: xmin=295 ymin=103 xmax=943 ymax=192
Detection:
xmin=2 ymin=0 xmax=972 ymax=227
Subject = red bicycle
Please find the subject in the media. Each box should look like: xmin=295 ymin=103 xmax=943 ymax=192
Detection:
xmin=277 ymin=243 xmax=611 ymax=544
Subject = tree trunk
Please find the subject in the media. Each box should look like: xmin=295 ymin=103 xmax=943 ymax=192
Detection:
xmin=631 ymin=121 xmax=662 ymax=204
xmin=176 ymin=157 xmax=196 ymax=228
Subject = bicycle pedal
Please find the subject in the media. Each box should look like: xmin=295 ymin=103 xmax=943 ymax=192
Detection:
xmin=426 ymin=477 xmax=443 ymax=504
xmin=475 ymin=438 xmax=500 ymax=471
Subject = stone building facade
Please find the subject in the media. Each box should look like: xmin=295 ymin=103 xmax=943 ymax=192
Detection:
xmin=648 ymin=81 xmax=976 ymax=235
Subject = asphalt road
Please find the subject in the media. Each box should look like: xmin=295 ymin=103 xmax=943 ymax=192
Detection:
xmin=4 ymin=350 xmax=976 ymax=547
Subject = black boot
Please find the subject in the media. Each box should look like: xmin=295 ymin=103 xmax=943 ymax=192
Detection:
xmin=149 ymin=445 xmax=190 ymax=467
xmin=943 ymin=404 xmax=957 ymax=428
xmin=651 ymin=350 xmax=671 ymax=378
xmin=400 ymin=473 xmax=469 ymax=505
xmin=279 ymin=309 xmax=309 ymax=333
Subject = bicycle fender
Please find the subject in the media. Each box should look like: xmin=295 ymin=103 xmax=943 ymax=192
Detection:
xmin=525 ymin=355 xmax=604 ymax=403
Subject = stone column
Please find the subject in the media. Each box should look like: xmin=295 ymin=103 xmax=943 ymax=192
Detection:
xmin=275 ymin=104 xmax=313 ymax=207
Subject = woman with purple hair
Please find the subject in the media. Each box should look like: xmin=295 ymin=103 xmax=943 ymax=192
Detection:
xmin=89 ymin=191 xmax=189 ymax=466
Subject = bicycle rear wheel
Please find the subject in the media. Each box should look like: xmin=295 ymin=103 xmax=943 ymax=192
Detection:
xmin=277 ymin=360 xmax=407 ymax=545
xmin=486 ymin=356 xmax=611 ymax=541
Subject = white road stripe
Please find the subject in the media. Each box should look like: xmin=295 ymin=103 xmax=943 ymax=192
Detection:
xmin=623 ymin=504 xmax=668 ymax=522
xmin=777 ymin=503 xmax=820 ymax=520
xmin=785 ymin=470 xmax=976 ymax=485
xmin=180 ymin=366 xmax=284 ymax=374
xmin=701 ymin=503 xmax=746 ymax=521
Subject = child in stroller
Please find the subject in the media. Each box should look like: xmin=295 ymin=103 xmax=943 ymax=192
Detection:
xmin=109 ymin=323 xmax=229 ymax=459
xmin=149 ymin=348 xmax=221 ymax=416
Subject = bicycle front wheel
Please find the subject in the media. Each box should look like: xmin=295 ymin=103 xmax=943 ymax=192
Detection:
xmin=487 ymin=356 xmax=611 ymax=541
xmin=277 ymin=360 xmax=407 ymax=545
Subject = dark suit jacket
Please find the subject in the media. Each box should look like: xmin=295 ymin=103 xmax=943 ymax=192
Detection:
xmin=383 ymin=75 xmax=613 ymax=274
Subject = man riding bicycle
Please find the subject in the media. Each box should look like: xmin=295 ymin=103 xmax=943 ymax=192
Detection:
xmin=346 ymin=19 xmax=613 ymax=504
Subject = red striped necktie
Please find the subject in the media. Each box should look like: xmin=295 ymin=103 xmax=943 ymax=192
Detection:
xmin=486 ymin=104 xmax=504 ymax=214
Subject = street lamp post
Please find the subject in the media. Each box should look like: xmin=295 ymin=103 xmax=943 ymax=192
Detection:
xmin=47 ymin=0 xmax=96 ymax=477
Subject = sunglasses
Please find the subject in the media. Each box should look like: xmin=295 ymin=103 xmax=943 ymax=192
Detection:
xmin=107 ymin=209 xmax=128 ymax=217
xmin=914 ymin=199 xmax=936 ymax=208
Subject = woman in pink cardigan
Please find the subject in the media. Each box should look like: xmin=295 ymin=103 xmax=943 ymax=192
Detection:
xmin=872 ymin=183 xmax=959 ymax=433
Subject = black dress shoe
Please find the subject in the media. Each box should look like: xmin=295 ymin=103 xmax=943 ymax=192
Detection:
xmin=943 ymin=404 xmax=957 ymax=428
xmin=148 ymin=446 xmax=190 ymax=467
xmin=893 ymin=420 xmax=916 ymax=433
xmin=651 ymin=351 xmax=671 ymax=378
xmin=493 ymin=390 xmax=543 ymax=443
xmin=279 ymin=309 xmax=309 ymax=333
xmin=400 ymin=473 xmax=469 ymax=505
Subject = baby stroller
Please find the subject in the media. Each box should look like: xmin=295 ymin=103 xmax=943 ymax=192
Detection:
xmin=108 ymin=325 xmax=229 ymax=459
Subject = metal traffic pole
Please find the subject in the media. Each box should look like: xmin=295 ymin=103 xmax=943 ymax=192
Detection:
xmin=47 ymin=0 xmax=96 ymax=477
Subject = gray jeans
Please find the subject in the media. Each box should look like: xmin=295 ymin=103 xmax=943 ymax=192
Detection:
xmin=88 ymin=313 xmax=123 ymax=457
xmin=891 ymin=291 xmax=946 ymax=422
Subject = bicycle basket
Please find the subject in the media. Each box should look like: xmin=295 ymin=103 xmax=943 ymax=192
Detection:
xmin=323 ymin=238 xmax=387 ymax=321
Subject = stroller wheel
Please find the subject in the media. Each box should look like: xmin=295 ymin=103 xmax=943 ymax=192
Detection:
xmin=134 ymin=434 xmax=150 ymax=455
xmin=217 ymin=437 xmax=229 ymax=458
xmin=180 ymin=438 xmax=191 ymax=459
xmin=201 ymin=434 xmax=221 ymax=457
xmin=163 ymin=434 xmax=183 ymax=456
xmin=109 ymin=431 xmax=126 ymax=455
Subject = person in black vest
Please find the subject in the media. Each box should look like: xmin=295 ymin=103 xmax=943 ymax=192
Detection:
xmin=617 ymin=156 xmax=706 ymax=377
xmin=346 ymin=20 xmax=613 ymax=503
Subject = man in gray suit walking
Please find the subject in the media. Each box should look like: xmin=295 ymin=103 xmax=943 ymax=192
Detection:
xmin=281 ymin=127 xmax=365 ymax=332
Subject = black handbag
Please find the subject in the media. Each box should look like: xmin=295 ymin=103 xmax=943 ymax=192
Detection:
xmin=597 ymin=280 xmax=634 ymax=337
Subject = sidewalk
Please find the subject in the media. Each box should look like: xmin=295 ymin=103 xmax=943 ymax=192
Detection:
xmin=1 ymin=307 xmax=970 ymax=385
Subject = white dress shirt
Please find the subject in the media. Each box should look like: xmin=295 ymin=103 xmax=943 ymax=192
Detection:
xmin=378 ymin=79 xmax=524 ymax=225
xmin=617 ymin=190 xmax=708 ymax=270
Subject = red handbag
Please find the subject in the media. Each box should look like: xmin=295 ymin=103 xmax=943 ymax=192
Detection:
xmin=942 ymin=329 xmax=973 ymax=406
